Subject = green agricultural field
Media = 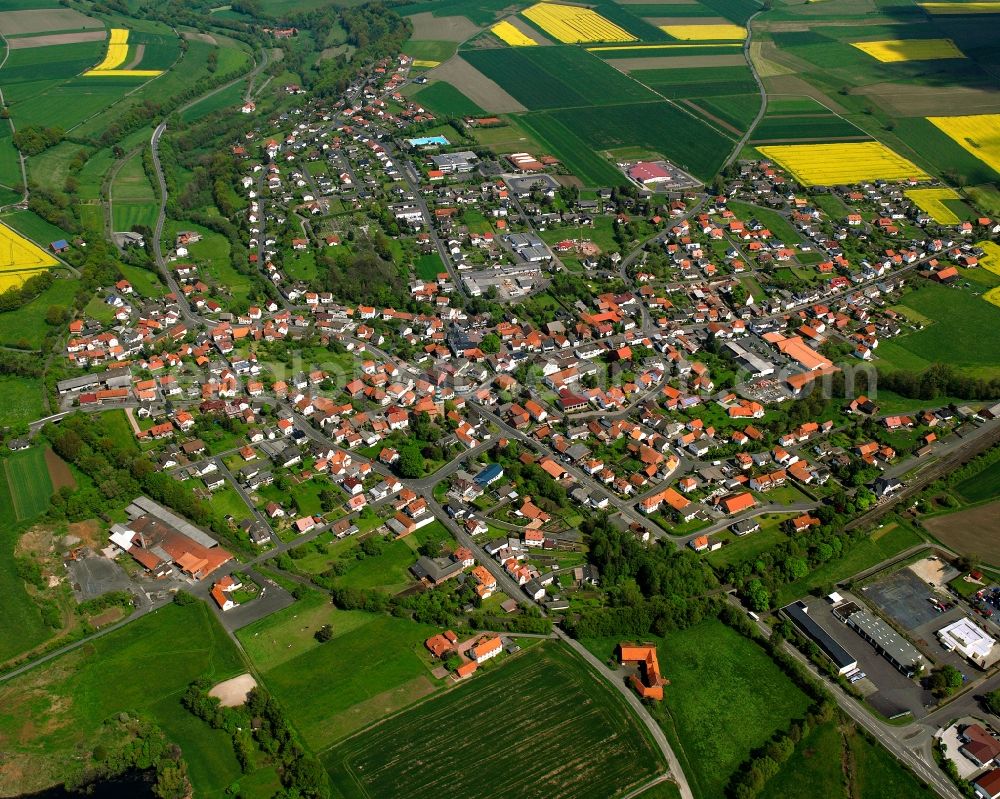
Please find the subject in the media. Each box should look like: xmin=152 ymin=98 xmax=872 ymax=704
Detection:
xmin=585 ymin=618 xmax=810 ymax=799
xmin=111 ymin=151 xmax=160 ymax=231
xmin=0 ymin=602 xmax=248 ymax=796
xmin=0 ymin=40 xmax=106 ymax=105
xmin=775 ymin=520 xmax=923 ymax=605
xmin=877 ymin=283 xmax=1000 ymax=380
xmin=543 ymin=102 xmax=734 ymax=181
xmin=323 ymin=642 xmax=666 ymax=799
xmin=4 ymin=447 xmax=54 ymax=522
xmin=463 ymin=47 xmax=658 ymax=111
xmin=693 ymin=93 xmax=761 ymax=131
xmin=892 ymin=117 xmax=1000 ymax=185
xmin=412 ymin=81 xmax=485 ymax=118
xmin=699 ymin=0 xmax=761 ymax=25
xmin=630 ymin=66 xmax=757 ymax=99
xmin=0 ymin=447 xmax=51 ymax=664
xmin=0 ymin=277 xmax=77 ymax=349
xmin=766 ymin=96 xmax=834 ymax=115
xmin=248 ymin=608 xmax=441 ymax=749
xmin=518 ymin=112 xmax=623 ymax=186
xmin=0 ymin=209 xmax=70 ymax=250
xmin=0 ymin=127 xmax=23 ymax=191
xmin=955 ymin=459 xmax=1000 ymax=504
xmin=751 ymin=114 xmax=866 ymax=142
xmin=596 ymin=44 xmax=743 ymax=59
xmin=402 ymin=39 xmax=457 ymax=63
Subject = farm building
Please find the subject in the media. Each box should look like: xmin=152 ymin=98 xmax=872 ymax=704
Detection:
xmin=109 ymin=496 xmax=232 ymax=580
xmin=618 ymin=643 xmax=667 ymax=700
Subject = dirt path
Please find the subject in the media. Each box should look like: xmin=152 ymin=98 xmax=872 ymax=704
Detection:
xmin=680 ymin=99 xmax=742 ymax=136
xmin=122 ymin=43 xmax=145 ymax=71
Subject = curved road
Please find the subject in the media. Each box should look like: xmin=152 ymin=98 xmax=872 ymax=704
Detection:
xmin=558 ymin=630 xmax=693 ymax=799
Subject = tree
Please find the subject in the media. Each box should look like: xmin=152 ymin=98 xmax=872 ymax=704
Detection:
xmin=314 ymin=624 xmax=333 ymax=643
xmin=480 ymin=333 xmax=500 ymax=354
xmin=927 ymin=665 xmax=963 ymax=697
xmin=746 ymin=578 xmax=771 ymax=611
xmin=397 ymin=447 xmax=423 ymax=478
xmin=985 ymin=688 xmax=1000 ymax=716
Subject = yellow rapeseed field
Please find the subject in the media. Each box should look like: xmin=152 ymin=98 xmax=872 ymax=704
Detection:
xmin=91 ymin=27 xmax=129 ymax=70
xmin=491 ymin=21 xmax=538 ymax=46
xmin=659 ymin=23 xmax=746 ymax=41
xmin=926 ymin=114 xmax=1000 ymax=176
xmin=757 ymin=142 xmax=930 ymax=186
xmin=905 ymin=187 xmax=963 ymax=224
xmin=84 ymin=28 xmax=162 ymax=77
xmin=977 ymin=240 xmax=1000 ymax=277
xmin=920 ymin=2 xmax=1000 ymax=13
xmin=983 ymin=286 xmax=1000 ymax=309
xmin=587 ymin=42 xmax=742 ymax=51
xmin=0 ymin=223 xmax=58 ymax=292
xmin=411 ymin=59 xmax=440 ymax=68
xmin=522 ymin=2 xmax=636 ymax=43
xmin=851 ymin=38 xmax=965 ymax=62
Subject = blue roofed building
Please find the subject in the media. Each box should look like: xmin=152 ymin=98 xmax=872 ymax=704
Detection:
xmin=474 ymin=463 xmax=504 ymax=486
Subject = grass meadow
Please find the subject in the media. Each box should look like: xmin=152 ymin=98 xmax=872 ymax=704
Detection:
xmin=878 ymin=282 xmax=1000 ymax=380
xmin=323 ymin=641 xmax=665 ymax=799
xmin=238 ymin=593 xmax=442 ymax=749
xmin=0 ymin=276 xmax=77 ymax=348
xmin=586 ymin=619 xmax=810 ymax=799
xmin=0 ymin=602 xmax=249 ymax=797
xmin=413 ymin=81 xmax=485 ymax=117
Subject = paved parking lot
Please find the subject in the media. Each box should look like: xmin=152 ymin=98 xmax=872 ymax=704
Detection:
xmin=864 ymin=568 xmax=941 ymax=631
xmin=67 ymin=554 xmax=131 ymax=601
xmin=800 ymin=596 xmax=933 ymax=719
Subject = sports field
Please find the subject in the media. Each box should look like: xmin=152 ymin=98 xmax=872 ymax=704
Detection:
xmin=850 ymin=38 xmax=964 ymax=63
xmin=0 ymin=221 xmax=58 ymax=292
xmin=757 ymin=142 xmax=929 ymax=186
xmin=904 ymin=187 xmax=965 ymax=224
xmin=522 ymin=2 xmax=637 ymax=43
xmin=323 ymin=642 xmax=665 ymax=799
xmin=926 ymin=114 xmax=1000 ymax=176
xmin=491 ymin=20 xmax=538 ymax=46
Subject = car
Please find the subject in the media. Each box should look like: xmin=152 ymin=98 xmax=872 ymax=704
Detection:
xmin=849 ymin=672 xmax=866 ymax=684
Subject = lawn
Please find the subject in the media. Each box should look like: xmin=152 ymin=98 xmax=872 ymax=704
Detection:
xmin=876 ymin=283 xmax=1000 ymax=380
xmin=585 ymin=618 xmax=811 ymax=799
xmin=323 ymin=641 xmax=666 ymax=799
xmin=252 ymin=610 xmax=442 ymax=749
xmin=414 ymin=252 xmax=445 ymax=280
xmin=705 ymin=514 xmax=793 ymax=569
xmin=775 ymin=519 xmax=924 ymax=605
xmin=0 ymin=602 xmax=249 ymax=797
xmin=4 ymin=446 xmax=54 ymax=522
xmin=168 ymin=221 xmax=251 ymax=307
xmin=119 ymin=263 xmax=166 ymax=297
